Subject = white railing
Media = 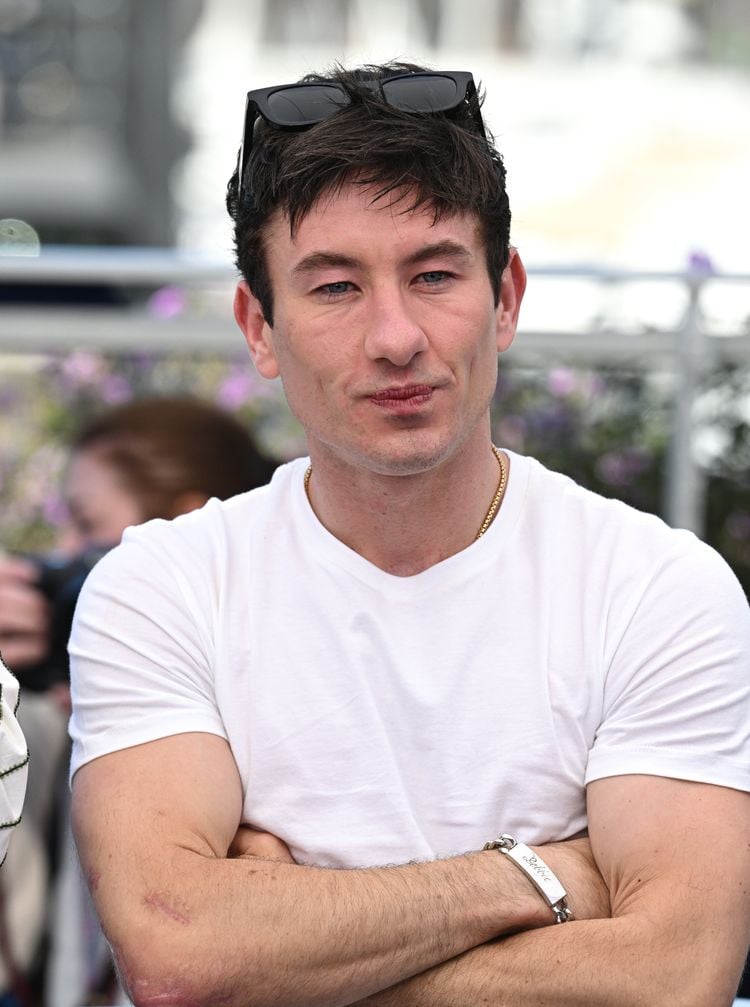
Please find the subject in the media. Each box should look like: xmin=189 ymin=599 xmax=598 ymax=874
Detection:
xmin=2 ymin=248 xmax=749 ymax=534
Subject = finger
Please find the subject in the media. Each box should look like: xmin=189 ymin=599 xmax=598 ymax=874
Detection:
xmin=0 ymin=636 xmax=50 ymax=671
xmin=0 ymin=581 xmax=50 ymax=635
xmin=0 ymin=556 xmax=42 ymax=583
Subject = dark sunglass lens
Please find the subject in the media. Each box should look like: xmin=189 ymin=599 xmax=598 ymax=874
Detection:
xmin=266 ymin=84 xmax=350 ymax=126
xmin=382 ymin=75 xmax=460 ymax=113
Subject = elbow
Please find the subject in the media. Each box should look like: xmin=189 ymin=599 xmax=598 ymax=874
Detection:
xmin=666 ymin=937 xmax=747 ymax=1007
xmin=632 ymin=948 xmax=745 ymax=1007
xmin=111 ymin=923 xmax=277 ymax=1007
xmin=113 ymin=945 xmax=201 ymax=1007
xmin=602 ymin=921 xmax=744 ymax=1007
xmin=110 ymin=925 xmax=231 ymax=1007
xmin=679 ymin=968 xmax=747 ymax=1007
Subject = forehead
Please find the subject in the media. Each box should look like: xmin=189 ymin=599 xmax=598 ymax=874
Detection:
xmin=262 ymin=182 xmax=484 ymax=269
xmin=65 ymin=449 xmax=125 ymax=500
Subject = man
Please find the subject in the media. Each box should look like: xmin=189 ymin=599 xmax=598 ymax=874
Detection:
xmin=70 ymin=64 xmax=750 ymax=1006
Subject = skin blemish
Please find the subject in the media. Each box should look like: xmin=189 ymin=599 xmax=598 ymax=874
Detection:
xmin=120 ymin=961 xmax=210 ymax=1007
xmin=87 ymin=870 xmax=101 ymax=891
xmin=131 ymin=994 xmax=203 ymax=1007
xmin=128 ymin=981 xmax=204 ymax=1007
xmin=143 ymin=890 xmax=192 ymax=926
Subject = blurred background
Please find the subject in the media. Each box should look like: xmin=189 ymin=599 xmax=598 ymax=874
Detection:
xmin=1 ymin=2 xmax=750 ymax=1005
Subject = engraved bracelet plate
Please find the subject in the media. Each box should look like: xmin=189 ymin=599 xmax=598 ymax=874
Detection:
xmin=483 ymin=834 xmax=572 ymax=923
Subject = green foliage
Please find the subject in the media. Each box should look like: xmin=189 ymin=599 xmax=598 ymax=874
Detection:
xmin=491 ymin=363 xmax=671 ymax=516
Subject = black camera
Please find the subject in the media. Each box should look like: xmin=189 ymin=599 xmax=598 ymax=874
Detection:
xmin=20 ymin=547 xmax=111 ymax=691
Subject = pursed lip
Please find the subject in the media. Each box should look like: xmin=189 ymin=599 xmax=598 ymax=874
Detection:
xmin=369 ymin=384 xmax=435 ymax=405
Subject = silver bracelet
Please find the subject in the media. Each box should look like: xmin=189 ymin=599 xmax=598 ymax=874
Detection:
xmin=483 ymin=834 xmax=573 ymax=924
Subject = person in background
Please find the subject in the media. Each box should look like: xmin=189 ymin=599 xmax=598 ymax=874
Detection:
xmin=0 ymin=396 xmax=275 ymax=1006
xmin=0 ymin=661 xmax=28 ymax=1007
xmin=0 ymin=661 xmax=28 ymax=860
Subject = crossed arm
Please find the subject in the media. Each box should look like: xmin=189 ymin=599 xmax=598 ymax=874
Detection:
xmin=72 ymin=731 xmax=750 ymax=1007
xmin=355 ymin=775 xmax=750 ymax=1007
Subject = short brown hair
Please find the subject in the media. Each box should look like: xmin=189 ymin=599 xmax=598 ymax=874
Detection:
xmin=226 ymin=62 xmax=511 ymax=325
xmin=73 ymin=397 xmax=275 ymax=520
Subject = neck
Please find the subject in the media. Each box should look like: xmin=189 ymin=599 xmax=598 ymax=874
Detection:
xmin=304 ymin=437 xmax=507 ymax=577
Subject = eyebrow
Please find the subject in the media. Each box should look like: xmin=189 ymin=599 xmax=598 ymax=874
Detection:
xmin=291 ymin=252 xmax=360 ymax=278
xmin=403 ymin=241 xmax=475 ymax=267
xmin=291 ymin=241 xmax=475 ymax=279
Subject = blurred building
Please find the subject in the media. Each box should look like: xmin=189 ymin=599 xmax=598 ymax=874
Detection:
xmin=0 ymin=0 xmax=203 ymax=247
xmin=1 ymin=0 xmax=749 ymax=264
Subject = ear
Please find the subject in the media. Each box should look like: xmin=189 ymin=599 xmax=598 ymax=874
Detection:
xmin=495 ymin=247 xmax=527 ymax=354
xmin=233 ymin=281 xmax=280 ymax=379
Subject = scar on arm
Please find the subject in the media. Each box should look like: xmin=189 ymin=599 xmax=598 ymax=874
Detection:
xmin=143 ymin=890 xmax=192 ymax=926
xmin=87 ymin=870 xmax=101 ymax=891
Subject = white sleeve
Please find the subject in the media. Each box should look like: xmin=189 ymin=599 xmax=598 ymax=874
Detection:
xmin=586 ymin=536 xmax=750 ymax=791
xmin=69 ymin=519 xmax=227 ymax=780
xmin=0 ymin=658 xmax=28 ymax=865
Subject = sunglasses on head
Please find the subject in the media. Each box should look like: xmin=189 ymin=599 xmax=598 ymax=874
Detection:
xmin=237 ymin=70 xmax=486 ymax=199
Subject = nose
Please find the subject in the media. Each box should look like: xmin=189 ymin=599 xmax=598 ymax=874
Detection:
xmin=363 ymin=287 xmax=429 ymax=367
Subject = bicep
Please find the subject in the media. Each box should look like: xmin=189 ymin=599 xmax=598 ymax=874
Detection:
xmin=72 ymin=732 xmax=243 ymax=937
xmin=588 ymin=775 xmax=750 ymax=977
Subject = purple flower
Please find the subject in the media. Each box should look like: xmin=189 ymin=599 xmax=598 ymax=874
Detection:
xmin=61 ymin=350 xmax=104 ymax=386
xmin=547 ymin=368 xmax=577 ymax=398
xmin=216 ymin=369 xmax=258 ymax=410
xmin=42 ymin=492 xmax=68 ymax=527
xmin=147 ymin=286 xmax=187 ymax=319
xmin=687 ymin=250 xmax=714 ymax=277
xmin=595 ymin=449 xmax=650 ymax=487
xmin=100 ymin=374 xmax=133 ymax=405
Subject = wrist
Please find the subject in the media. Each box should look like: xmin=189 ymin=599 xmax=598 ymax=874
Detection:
xmin=484 ymin=835 xmax=572 ymax=925
xmin=475 ymin=848 xmax=557 ymax=935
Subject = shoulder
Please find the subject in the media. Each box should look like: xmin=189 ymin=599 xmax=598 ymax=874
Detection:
xmin=518 ymin=452 xmax=673 ymax=543
xmin=514 ymin=452 xmax=736 ymax=591
xmin=510 ymin=453 xmax=749 ymax=670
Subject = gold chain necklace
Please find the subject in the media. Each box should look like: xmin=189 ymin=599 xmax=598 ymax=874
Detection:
xmin=303 ymin=445 xmax=508 ymax=542
xmin=474 ymin=445 xmax=508 ymax=539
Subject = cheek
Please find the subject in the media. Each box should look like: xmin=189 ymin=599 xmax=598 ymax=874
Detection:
xmin=92 ymin=496 xmax=144 ymax=544
xmin=277 ymin=319 xmax=351 ymax=391
xmin=453 ymin=307 xmax=501 ymax=366
xmin=116 ymin=496 xmax=144 ymax=529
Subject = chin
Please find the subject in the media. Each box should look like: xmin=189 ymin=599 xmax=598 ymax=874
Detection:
xmin=352 ymin=434 xmax=459 ymax=476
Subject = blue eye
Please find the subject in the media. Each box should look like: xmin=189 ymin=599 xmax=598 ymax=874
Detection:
xmin=418 ymin=271 xmax=455 ymax=287
xmin=321 ymin=281 xmax=352 ymax=296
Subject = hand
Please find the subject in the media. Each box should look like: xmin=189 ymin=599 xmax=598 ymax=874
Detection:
xmin=228 ymin=826 xmax=296 ymax=864
xmin=0 ymin=556 xmax=50 ymax=671
xmin=537 ymin=835 xmax=610 ymax=921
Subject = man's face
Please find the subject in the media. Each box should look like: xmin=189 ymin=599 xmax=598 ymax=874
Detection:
xmin=236 ymin=181 xmax=525 ymax=477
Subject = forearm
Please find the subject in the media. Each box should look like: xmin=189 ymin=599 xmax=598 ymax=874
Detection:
xmin=95 ymin=847 xmax=551 ymax=1007
xmin=353 ymin=911 xmax=745 ymax=1007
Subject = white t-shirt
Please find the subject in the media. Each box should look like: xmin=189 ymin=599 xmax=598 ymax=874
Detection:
xmin=69 ymin=453 xmax=750 ymax=868
xmin=0 ymin=657 xmax=29 ymax=865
